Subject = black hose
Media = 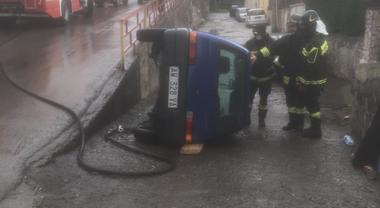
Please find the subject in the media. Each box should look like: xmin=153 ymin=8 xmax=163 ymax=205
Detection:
xmin=0 ymin=64 xmax=175 ymax=177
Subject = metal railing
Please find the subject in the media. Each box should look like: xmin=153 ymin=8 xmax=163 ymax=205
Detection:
xmin=120 ymin=0 xmax=180 ymax=68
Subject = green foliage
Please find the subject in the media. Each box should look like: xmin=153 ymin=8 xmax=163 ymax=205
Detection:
xmin=304 ymin=0 xmax=366 ymax=36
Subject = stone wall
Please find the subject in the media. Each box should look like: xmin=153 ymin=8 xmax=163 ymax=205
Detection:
xmin=351 ymin=7 xmax=380 ymax=138
xmin=360 ymin=7 xmax=380 ymax=64
xmin=137 ymin=0 xmax=209 ymax=99
xmin=327 ymin=35 xmax=362 ymax=81
xmin=352 ymin=64 xmax=380 ymax=137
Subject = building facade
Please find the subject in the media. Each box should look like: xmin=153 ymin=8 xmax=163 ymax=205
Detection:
xmin=245 ymin=0 xmax=269 ymax=11
xmin=268 ymin=0 xmax=305 ymax=32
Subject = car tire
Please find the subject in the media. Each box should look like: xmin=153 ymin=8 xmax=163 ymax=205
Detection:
xmin=137 ymin=29 xmax=166 ymax=42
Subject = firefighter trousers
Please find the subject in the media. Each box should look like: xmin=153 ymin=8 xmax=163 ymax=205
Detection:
xmin=284 ymin=82 xmax=305 ymax=126
xmin=250 ymin=80 xmax=272 ymax=112
xmin=298 ymin=85 xmax=322 ymax=127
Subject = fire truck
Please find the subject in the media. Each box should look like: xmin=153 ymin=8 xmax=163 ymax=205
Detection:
xmin=0 ymin=0 xmax=95 ymax=26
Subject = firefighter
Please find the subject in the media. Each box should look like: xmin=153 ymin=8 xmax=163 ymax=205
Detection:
xmin=253 ymin=15 xmax=306 ymax=131
xmin=296 ymin=10 xmax=329 ymax=138
xmin=276 ymin=14 xmax=307 ymax=132
xmin=244 ymin=24 xmax=275 ymax=128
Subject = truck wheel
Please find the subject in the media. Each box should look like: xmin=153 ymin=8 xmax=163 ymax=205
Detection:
xmin=84 ymin=0 xmax=93 ymax=17
xmin=137 ymin=29 xmax=166 ymax=42
xmin=60 ymin=0 xmax=72 ymax=24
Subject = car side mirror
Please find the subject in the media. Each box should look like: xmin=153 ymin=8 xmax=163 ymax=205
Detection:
xmin=219 ymin=57 xmax=230 ymax=74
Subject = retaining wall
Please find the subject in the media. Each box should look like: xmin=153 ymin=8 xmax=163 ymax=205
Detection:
xmin=351 ymin=7 xmax=380 ymax=138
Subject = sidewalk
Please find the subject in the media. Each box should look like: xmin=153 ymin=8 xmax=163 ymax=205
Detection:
xmin=0 ymin=5 xmax=138 ymax=201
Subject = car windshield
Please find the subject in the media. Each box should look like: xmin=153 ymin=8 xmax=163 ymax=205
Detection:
xmin=237 ymin=8 xmax=247 ymax=13
xmin=248 ymin=10 xmax=265 ymax=16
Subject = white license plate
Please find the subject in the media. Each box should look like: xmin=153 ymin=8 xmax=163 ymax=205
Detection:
xmin=168 ymin=66 xmax=180 ymax=109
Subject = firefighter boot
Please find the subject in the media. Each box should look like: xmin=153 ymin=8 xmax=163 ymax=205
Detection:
xmin=302 ymin=118 xmax=322 ymax=139
xmin=294 ymin=114 xmax=305 ymax=132
xmin=258 ymin=109 xmax=267 ymax=128
xmin=282 ymin=113 xmax=296 ymax=131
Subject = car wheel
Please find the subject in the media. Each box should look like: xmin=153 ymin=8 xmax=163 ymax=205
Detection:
xmin=137 ymin=29 xmax=166 ymax=42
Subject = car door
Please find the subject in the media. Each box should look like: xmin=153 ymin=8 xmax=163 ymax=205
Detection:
xmin=215 ymin=44 xmax=251 ymax=136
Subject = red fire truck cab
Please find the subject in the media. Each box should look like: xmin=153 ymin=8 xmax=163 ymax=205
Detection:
xmin=0 ymin=0 xmax=93 ymax=25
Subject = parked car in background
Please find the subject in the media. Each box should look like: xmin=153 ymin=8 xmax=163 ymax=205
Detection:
xmin=245 ymin=8 xmax=267 ymax=28
xmin=230 ymin=5 xmax=239 ymax=17
xmin=235 ymin=7 xmax=247 ymax=22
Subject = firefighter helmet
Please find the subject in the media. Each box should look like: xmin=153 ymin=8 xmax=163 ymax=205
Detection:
xmin=252 ymin=24 xmax=267 ymax=34
xmin=301 ymin=10 xmax=320 ymax=25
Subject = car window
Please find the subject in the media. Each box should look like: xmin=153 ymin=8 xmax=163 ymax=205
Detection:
xmin=217 ymin=48 xmax=246 ymax=117
xmin=248 ymin=10 xmax=265 ymax=16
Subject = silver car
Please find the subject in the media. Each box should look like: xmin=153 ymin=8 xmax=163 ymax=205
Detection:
xmin=235 ymin=7 xmax=248 ymax=22
xmin=246 ymin=8 xmax=268 ymax=28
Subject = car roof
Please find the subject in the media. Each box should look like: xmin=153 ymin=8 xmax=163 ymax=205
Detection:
xmin=248 ymin=8 xmax=264 ymax=11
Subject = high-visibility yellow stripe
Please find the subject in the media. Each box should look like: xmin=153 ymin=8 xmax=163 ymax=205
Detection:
xmin=257 ymin=76 xmax=273 ymax=82
xmin=260 ymin=47 xmax=271 ymax=57
xmin=302 ymin=48 xmax=309 ymax=57
xmin=259 ymin=104 xmax=267 ymax=111
xmin=283 ymin=76 xmax=290 ymax=85
xmin=311 ymin=112 xmax=321 ymax=119
xmin=251 ymin=75 xmax=275 ymax=82
xmin=295 ymin=108 xmax=305 ymax=114
xmin=288 ymin=107 xmax=296 ymax=113
xmin=296 ymin=76 xmax=327 ymax=85
xmin=302 ymin=47 xmax=319 ymax=64
xmin=321 ymin=40 xmax=329 ymax=56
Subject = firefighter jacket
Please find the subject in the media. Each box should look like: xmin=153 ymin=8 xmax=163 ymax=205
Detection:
xmin=296 ymin=32 xmax=328 ymax=87
xmin=257 ymin=33 xmax=305 ymax=86
xmin=244 ymin=34 xmax=275 ymax=83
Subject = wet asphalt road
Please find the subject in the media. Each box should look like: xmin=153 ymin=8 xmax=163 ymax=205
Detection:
xmin=0 ymin=0 xmax=139 ymax=203
xmin=2 ymin=12 xmax=379 ymax=208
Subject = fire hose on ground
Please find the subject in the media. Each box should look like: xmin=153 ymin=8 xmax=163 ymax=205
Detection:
xmin=0 ymin=64 xmax=176 ymax=177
